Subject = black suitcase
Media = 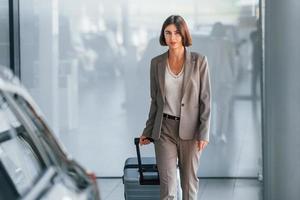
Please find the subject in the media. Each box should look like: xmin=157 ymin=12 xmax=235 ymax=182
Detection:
xmin=122 ymin=137 xmax=181 ymax=200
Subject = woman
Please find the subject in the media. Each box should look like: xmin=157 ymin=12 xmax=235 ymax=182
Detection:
xmin=140 ymin=15 xmax=211 ymax=200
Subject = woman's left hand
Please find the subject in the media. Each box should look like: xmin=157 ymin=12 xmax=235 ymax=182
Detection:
xmin=197 ymin=140 xmax=208 ymax=151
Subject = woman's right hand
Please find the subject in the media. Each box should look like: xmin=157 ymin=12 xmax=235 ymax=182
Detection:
xmin=139 ymin=135 xmax=151 ymax=145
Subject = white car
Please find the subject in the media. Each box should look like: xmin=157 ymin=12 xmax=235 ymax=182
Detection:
xmin=0 ymin=66 xmax=100 ymax=200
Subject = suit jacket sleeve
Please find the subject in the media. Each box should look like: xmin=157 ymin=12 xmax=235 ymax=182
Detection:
xmin=142 ymin=59 xmax=157 ymax=137
xmin=197 ymin=56 xmax=211 ymax=142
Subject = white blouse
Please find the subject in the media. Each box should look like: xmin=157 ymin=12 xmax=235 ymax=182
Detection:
xmin=163 ymin=61 xmax=184 ymax=117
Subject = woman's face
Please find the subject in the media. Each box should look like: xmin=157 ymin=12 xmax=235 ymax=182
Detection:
xmin=164 ymin=24 xmax=183 ymax=50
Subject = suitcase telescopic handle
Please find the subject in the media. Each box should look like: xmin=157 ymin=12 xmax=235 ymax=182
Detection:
xmin=134 ymin=137 xmax=153 ymax=167
xmin=134 ymin=137 xmax=157 ymax=185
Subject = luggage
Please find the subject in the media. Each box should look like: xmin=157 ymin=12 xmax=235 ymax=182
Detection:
xmin=122 ymin=137 xmax=181 ymax=200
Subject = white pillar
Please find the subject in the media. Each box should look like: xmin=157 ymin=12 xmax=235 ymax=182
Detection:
xmin=37 ymin=0 xmax=59 ymax=135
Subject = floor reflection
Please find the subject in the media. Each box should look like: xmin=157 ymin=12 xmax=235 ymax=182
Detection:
xmin=97 ymin=178 xmax=262 ymax=200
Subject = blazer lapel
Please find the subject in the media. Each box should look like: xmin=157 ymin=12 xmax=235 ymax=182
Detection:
xmin=156 ymin=50 xmax=194 ymax=101
xmin=157 ymin=52 xmax=168 ymax=100
xmin=182 ymin=50 xmax=194 ymax=99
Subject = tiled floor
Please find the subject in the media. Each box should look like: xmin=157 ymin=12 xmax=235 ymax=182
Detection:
xmin=97 ymin=178 xmax=262 ymax=200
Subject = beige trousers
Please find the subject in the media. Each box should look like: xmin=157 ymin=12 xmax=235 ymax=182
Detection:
xmin=154 ymin=117 xmax=202 ymax=200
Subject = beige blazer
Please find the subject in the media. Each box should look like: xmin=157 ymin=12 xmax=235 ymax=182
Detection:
xmin=142 ymin=50 xmax=211 ymax=142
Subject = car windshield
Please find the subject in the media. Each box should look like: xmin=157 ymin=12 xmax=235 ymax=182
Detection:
xmin=0 ymin=93 xmax=45 ymax=196
xmin=11 ymin=93 xmax=70 ymax=166
xmin=4 ymin=92 xmax=92 ymax=191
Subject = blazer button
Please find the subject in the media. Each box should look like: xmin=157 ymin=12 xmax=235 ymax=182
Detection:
xmin=181 ymin=103 xmax=184 ymax=107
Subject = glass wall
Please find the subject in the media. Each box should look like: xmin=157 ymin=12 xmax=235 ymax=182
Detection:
xmin=0 ymin=0 xmax=9 ymax=68
xmin=19 ymin=0 xmax=262 ymax=177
